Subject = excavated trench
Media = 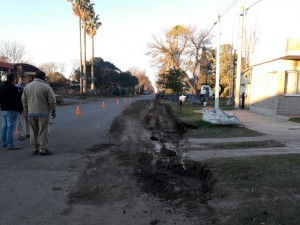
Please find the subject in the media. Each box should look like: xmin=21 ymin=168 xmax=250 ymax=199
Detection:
xmin=68 ymin=99 xmax=216 ymax=220
xmin=136 ymin=100 xmax=215 ymax=212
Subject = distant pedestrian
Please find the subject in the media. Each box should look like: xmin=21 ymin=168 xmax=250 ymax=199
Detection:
xmin=0 ymin=73 xmax=23 ymax=150
xmin=22 ymin=71 xmax=57 ymax=156
xmin=16 ymin=76 xmax=29 ymax=140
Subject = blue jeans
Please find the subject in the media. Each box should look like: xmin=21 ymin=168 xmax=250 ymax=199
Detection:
xmin=1 ymin=111 xmax=19 ymax=148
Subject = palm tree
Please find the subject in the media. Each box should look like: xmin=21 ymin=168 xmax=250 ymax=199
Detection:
xmin=67 ymin=0 xmax=93 ymax=96
xmin=86 ymin=13 xmax=102 ymax=91
xmin=81 ymin=2 xmax=94 ymax=95
xmin=67 ymin=0 xmax=84 ymax=96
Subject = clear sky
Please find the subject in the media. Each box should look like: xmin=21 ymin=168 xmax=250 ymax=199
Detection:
xmin=1 ymin=0 xmax=300 ymax=85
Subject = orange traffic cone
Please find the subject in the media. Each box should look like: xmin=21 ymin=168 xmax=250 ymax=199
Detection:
xmin=102 ymin=101 xmax=106 ymax=109
xmin=76 ymin=105 xmax=81 ymax=116
xmin=116 ymin=99 xmax=119 ymax=105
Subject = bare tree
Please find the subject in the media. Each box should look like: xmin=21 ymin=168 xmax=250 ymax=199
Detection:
xmin=147 ymin=25 xmax=213 ymax=94
xmin=185 ymin=25 xmax=214 ymax=93
xmin=186 ymin=26 xmax=212 ymax=74
xmin=128 ymin=67 xmax=154 ymax=93
xmin=243 ymin=21 xmax=260 ymax=67
xmin=0 ymin=40 xmax=27 ymax=63
xmin=147 ymin=25 xmax=195 ymax=93
xmin=219 ymin=44 xmax=235 ymax=97
xmin=39 ymin=62 xmax=66 ymax=77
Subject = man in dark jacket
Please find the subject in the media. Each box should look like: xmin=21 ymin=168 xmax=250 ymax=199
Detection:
xmin=0 ymin=73 xmax=23 ymax=150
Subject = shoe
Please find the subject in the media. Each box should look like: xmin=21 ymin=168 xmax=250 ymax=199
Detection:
xmin=39 ymin=150 xmax=53 ymax=156
xmin=7 ymin=146 xmax=22 ymax=150
xmin=2 ymin=145 xmax=7 ymax=148
xmin=25 ymin=134 xmax=30 ymax=138
xmin=18 ymin=136 xmax=26 ymax=140
xmin=33 ymin=150 xmax=39 ymax=155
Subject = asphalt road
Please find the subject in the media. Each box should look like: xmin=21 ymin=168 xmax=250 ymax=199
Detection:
xmin=51 ymin=96 xmax=148 ymax=153
xmin=0 ymin=94 xmax=154 ymax=225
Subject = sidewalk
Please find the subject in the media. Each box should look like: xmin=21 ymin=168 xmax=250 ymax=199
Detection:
xmin=185 ymin=109 xmax=300 ymax=161
xmin=234 ymin=109 xmax=300 ymax=148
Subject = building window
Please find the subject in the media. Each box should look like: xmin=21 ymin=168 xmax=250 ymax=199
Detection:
xmin=285 ymin=71 xmax=300 ymax=95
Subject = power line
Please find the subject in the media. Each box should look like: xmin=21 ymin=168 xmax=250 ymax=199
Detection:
xmin=245 ymin=0 xmax=263 ymax=14
xmin=97 ymin=1 xmax=208 ymax=19
xmin=206 ymin=20 xmax=218 ymax=36
xmin=206 ymin=0 xmax=241 ymax=36
xmin=221 ymin=0 xmax=240 ymax=17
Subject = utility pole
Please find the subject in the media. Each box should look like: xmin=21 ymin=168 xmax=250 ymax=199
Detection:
xmin=83 ymin=30 xmax=87 ymax=96
xmin=215 ymin=14 xmax=220 ymax=110
xmin=232 ymin=49 xmax=236 ymax=104
xmin=227 ymin=49 xmax=236 ymax=106
xmin=234 ymin=6 xmax=244 ymax=108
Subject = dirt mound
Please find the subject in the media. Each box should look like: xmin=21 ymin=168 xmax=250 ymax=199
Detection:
xmin=68 ymin=99 xmax=218 ymax=224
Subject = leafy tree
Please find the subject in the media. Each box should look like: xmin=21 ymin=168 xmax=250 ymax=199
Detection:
xmin=47 ymin=72 xmax=69 ymax=90
xmin=69 ymin=67 xmax=80 ymax=82
xmin=219 ymin=44 xmax=234 ymax=97
xmin=161 ymin=68 xmax=184 ymax=94
xmin=70 ymin=57 xmax=139 ymax=95
xmin=155 ymin=71 xmax=167 ymax=92
xmin=118 ymin=71 xmax=138 ymax=94
xmin=89 ymin=57 xmax=120 ymax=93
xmin=92 ymin=57 xmax=120 ymax=72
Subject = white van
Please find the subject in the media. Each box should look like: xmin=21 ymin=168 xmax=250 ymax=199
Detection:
xmin=200 ymin=85 xmax=213 ymax=97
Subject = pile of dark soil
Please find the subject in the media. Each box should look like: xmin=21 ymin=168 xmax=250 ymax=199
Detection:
xmin=67 ymin=99 xmax=218 ymax=224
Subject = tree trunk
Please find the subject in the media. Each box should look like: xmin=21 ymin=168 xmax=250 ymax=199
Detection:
xmin=91 ymin=36 xmax=95 ymax=91
xmin=173 ymin=61 xmax=196 ymax=95
xmin=83 ymin=22 xmax=87 ymax=95
xmin=183 ymin=74 xmax=196 ymax=95
xmin=79 ymin=17 xmax=83 ymax=96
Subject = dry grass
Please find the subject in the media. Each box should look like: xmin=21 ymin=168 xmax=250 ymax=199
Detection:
xmin=162 ymin=98 xmax=299 ymax=225
xmin=163 ymin=99 xmax=262 ymax=139
xmin=209 ymin=154 xmax=300 ymax=225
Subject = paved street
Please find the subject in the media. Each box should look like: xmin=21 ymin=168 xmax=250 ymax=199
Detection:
xmin=0 ymin=95 xmax=154 ymax=225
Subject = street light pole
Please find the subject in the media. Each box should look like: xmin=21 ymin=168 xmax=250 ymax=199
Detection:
xmin=234 ymin=6 xmax=244 ymax=108
xmin=215 ymin=14 xmax=220 ymax=110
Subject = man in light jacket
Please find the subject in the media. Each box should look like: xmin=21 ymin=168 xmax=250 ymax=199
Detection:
xmin=22 ymin=71 xmax=57 ymax=156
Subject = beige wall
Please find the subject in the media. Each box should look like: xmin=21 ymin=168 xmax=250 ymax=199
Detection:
xmin=250 ymin=59 xmax=300 ymax=115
